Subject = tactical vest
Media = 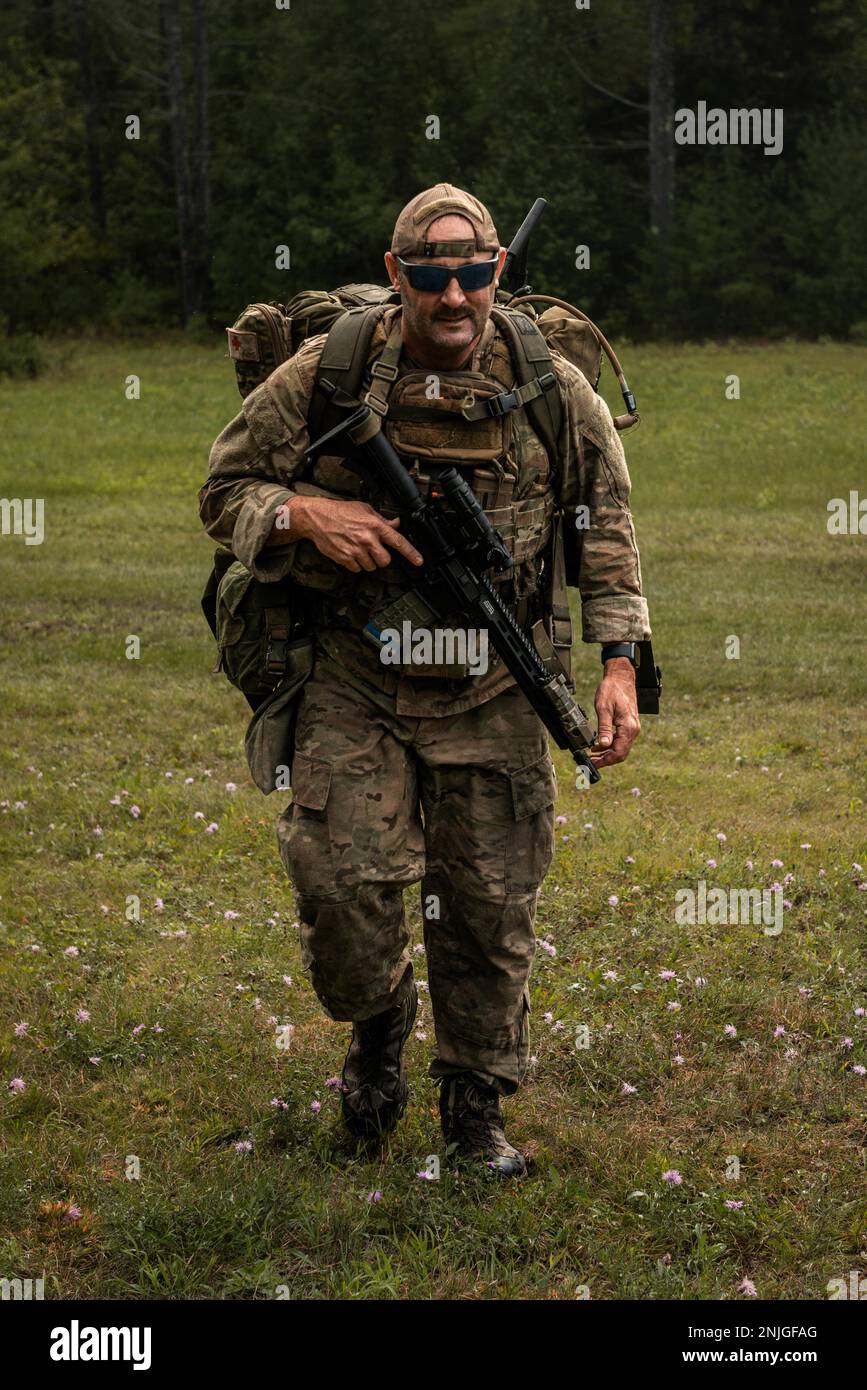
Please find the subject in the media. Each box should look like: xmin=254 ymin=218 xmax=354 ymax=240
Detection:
xmin=302 ymin=305 xmax=573 ymax=678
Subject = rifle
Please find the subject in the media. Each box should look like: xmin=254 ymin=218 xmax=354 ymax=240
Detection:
xmin=306 ymin=406 xmax=602 ymax=787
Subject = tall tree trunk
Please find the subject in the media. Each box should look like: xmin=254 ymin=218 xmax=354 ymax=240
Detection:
xmin=41 ymin=0 xmax=56 ymax=57
xmin=72 ymin=0 xmax=106 ymax=235
xmin=648 ymin=0 xmax=675 ymax=326
xmin=191 ymin=0 xmax=211 ymax=317
xmin=161 ymin=0 xmax=195 ymax=324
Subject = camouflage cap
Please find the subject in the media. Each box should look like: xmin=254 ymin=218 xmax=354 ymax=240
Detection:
xmin=391 ymin=183 xmax=499 ymax=259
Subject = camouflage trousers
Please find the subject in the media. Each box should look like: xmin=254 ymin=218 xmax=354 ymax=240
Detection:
xmin=276 ymin=652 xmax=557 ymax=1096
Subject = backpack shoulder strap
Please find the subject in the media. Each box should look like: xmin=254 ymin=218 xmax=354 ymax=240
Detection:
xmin=489 ymin=305 xmax=563 ymax=470
xmin=307 ymin=303 xmax=395 ymax=442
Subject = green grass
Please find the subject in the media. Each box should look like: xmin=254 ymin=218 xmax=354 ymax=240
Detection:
xmin=0 ymin=335 xmax=865 ymax=1300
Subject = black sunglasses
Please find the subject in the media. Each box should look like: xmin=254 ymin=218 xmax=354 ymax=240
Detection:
xmin=395 ymin=255 xmax=499 ymax=293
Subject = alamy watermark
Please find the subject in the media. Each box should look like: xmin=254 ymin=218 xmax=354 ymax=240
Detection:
xmin=1 ymin=1275 xmax=44 ymax=1300
xmin=0 ymin=498 xmax=44 ymax=545
xmin=376 ymin=621 xmax=489 ymax=675
xmin=675 ymin=879 xmax=783 ymax=936
xmin=675 ymin=102 xmax=783 ymax=157
xmin=827 ymin=1270 xmax=866 ymax=1299
xmin=827 ymin=491 xmax=866 ymax=535
xmin=49 ymin=1321 xmax=151 ymax=1370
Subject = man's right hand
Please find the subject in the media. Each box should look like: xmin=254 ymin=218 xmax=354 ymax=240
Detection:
xmin=267 ymin=495 xmax=424 ymax=574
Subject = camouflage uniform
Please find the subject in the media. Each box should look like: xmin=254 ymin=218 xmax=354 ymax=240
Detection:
xmin=200 ymin=301 xmax=650 ymax=1098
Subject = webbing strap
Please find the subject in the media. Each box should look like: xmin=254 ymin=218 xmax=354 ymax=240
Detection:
xmin=489 ymin=306 xmax=563 ymax=473
xmin=460 ymin=371 xmax=558 ymax=423
xmin=484 ymin=495 xmax=554 ymax=564
xmin=386 ymin=404 xmax=467 ymax=423
xmin=549 ymin=515 xmax=573 ymax=652
xmin=363 ymin=319 xmax=404 ymax=418
xmin=308 ymin=304 xmax=392 ymax=444
xmin=263 ymin=607 xmax=291 ymax=680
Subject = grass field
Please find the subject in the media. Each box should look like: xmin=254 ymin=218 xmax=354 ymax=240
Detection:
xmin=0 ymin=335 xmax=865 ymax=1300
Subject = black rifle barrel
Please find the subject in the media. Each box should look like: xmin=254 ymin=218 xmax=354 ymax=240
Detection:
xmin=502 ymin=197 xmax=548 ymax=293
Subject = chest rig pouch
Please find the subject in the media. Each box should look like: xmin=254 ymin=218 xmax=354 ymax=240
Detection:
xmin=384 ymin=369 xmax=518 ymax=530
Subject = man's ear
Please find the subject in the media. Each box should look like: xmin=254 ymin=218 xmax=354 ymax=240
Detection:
xmin=493 ymin=245 xmax=507 ymax=287
xmin=384 ymin=251 xmax=401 ymax=292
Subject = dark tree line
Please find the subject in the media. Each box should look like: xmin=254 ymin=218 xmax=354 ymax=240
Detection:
xmin=1 ymin=0 xmax=866 ymax=352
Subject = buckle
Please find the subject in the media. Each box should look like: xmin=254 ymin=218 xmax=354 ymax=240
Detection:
xmin=370 ymin=360 xmax=399 ymax=382
xmin=264 ymin=638 xmax=289 ymax=677
xmin=539 ymin=371 xmax=557 ymax=393
xmin=486 ymin=389 xmax=518 ymax=418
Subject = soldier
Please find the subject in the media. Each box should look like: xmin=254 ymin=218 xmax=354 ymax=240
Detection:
xmin=199 ymin=184 xmax=651 ymax=1176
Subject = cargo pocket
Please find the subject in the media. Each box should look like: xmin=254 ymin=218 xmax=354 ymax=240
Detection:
xmin=445 ymin=980 xmax=531 ymax=1060
xmin=505 ymin=751 xmax=556 ymax=894
xmin=291 ymin=752 xmax=332 ymax=810
xmin=282 ymin=752 xmax=338 ymax=899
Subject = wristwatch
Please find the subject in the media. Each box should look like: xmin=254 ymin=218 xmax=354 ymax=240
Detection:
xmin=601 ymin=641 xmax=637 ymax=667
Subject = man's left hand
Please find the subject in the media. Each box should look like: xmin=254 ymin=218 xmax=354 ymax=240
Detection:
xmin=591 ymin=657 xmax=641 ymax=767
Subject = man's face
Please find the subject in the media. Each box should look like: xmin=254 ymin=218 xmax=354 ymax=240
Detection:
xmin=385 ymin=214 xmax=506 ymax=358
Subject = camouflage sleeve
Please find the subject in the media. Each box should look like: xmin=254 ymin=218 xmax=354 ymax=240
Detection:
xmin=198 ymin=334 xmax=327 ymax=582
xmin=551 ymin=352 xmax=651 ymax=644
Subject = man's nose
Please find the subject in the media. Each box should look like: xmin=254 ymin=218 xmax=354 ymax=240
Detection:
xmin=440 ymin=275 xmax=468 ymax=308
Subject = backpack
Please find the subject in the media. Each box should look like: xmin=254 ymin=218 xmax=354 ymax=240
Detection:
xmin=226 ymin=285 xmax=399 ymax=399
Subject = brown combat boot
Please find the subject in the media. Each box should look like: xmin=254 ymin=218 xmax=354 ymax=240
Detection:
xmin=439 ymin=1073 xmax=527 ymax=1177
xmin=341 ymin=974 xmax=418 ymax=1141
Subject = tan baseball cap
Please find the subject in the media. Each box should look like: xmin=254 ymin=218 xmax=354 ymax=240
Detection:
xmin=390 ymin=183 xmax=499 ymax=259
